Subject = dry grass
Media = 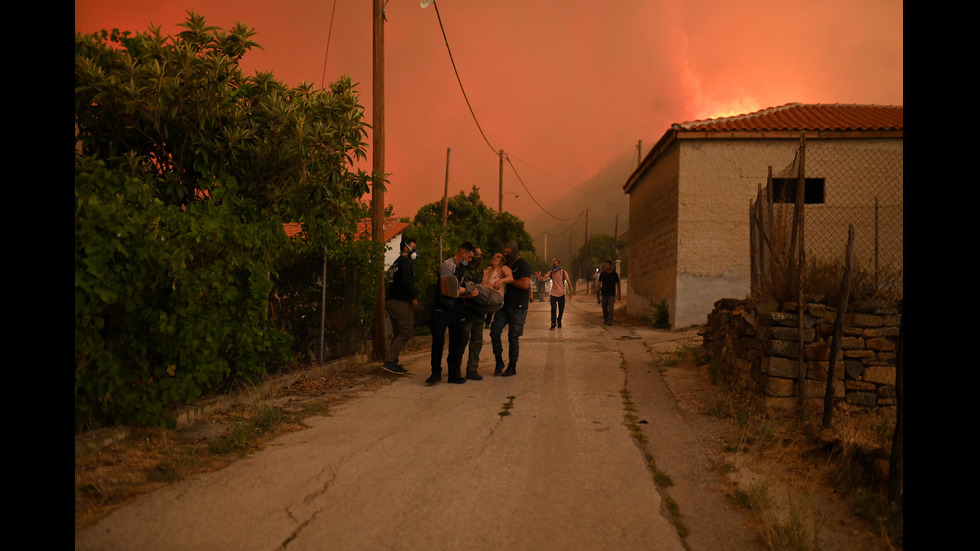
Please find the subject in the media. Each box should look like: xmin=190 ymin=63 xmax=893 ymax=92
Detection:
xmin=657 ymin=345 xmax=902 ymax=550
xmin=74 ymin=348 xmax=415 ymax=531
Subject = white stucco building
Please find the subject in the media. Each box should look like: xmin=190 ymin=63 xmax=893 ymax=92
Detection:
xmin=623 ymin=103 xmax=903 ymax=328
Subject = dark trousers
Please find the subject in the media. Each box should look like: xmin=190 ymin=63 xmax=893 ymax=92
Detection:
xmin=462 ymin=307 xmax=485 ymax=373
xmin=384 ymin=299 xmax=414 ymax=364
xmin=490 ymin=307 xmax=527 ymax=363
xmin=550 ymin=295 xmax=566 ymax=327
xmin=430 ymin=304 xmax=466 ymax=377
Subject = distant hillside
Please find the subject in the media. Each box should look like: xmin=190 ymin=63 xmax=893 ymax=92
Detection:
xmin=524 ymin=148 xmax=635 ymax=261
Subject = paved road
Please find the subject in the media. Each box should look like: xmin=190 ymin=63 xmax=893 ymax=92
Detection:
xmin=76 ymin=298 xmax=756 ymax=551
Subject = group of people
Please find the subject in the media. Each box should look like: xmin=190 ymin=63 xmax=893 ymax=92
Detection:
xmin=381 ymin=237 xmax=580 ymax=384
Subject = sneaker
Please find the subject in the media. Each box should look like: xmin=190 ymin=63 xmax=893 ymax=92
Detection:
xmin=445 ymin=275 xmax=460 ymax=298
xmin=557 ymin=322 xmax=562 ymax=328
xmin=550 ymin=325 xmax=556 ymax=330
xmin=382 ymin=362 xmax=407 ymax=375
xmin=447 ymin=374 xmax=467 ymax=384
xmin=465 ymin=371 xmax=483 ymax=381
xmin=502 ymin=363 xmax=517 ymax=377
xmin=425 ymin=374 xmax=441 ymax=385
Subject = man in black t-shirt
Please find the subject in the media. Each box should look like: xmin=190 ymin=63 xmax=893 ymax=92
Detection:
xmin=490 ymin=240 xmax=532 ymax=377
xmin=597 ymin=260 xmax=622 ymax=326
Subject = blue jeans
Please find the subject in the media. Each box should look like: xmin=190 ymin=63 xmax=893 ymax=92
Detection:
xmin=601 ymin=295 xmax=616 ymax=323
xmin=490 ymin=307 xmax=527 ymax=363
xmin=550 ymin=295 xmax=566 ymax=327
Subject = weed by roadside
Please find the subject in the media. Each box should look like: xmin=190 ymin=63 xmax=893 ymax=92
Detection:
xmin=658 ymin=344 xmax=902 ymax=550
xmin=75 ymin=359 xmax=392 ymax=531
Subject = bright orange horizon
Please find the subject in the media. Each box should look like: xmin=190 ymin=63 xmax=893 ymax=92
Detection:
xmin=75 ymin=0 xmax=903 ymax=240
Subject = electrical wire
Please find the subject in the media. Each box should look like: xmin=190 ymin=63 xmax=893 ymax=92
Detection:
xmin=432 ymin=2 xmax=498 ymax=155
xmin=320 ymin=0 xmax=339 ymax=89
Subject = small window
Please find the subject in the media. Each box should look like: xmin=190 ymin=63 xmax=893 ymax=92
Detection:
xmin=771 ymin=178 xmax=825 ymax=204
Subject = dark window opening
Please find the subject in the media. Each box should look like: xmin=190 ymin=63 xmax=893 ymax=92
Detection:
xmin=772 ymin=178 xmax=825 ymax=204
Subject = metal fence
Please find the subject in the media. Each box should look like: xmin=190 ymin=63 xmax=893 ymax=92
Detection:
xmin=750 ymin=137 xmax=903 ymax=305
xmin=269 ymin=251 xmax=368 ymax=370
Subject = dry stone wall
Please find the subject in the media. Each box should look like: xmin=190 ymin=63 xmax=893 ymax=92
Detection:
xmin=701 ymin=298 xmax=900 ymax=413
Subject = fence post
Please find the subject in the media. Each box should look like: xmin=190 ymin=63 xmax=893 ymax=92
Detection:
xmin=822 ymin=225 xmax=854 ymax=428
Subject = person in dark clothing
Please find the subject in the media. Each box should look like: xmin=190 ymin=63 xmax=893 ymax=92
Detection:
xmin=598 ymin=260 xmax=621 ymax=325
xmin=428 ymin=242 xmax=478 ymax=385
xmin=460 ymin=246 xmax=486 ymax=380
xmin=490 ymin=240 xmax=532 ymax=377
xmin=383 ymin=238 xmax=419 ymax=375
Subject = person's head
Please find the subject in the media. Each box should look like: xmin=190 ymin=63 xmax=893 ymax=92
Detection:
xmin=472 ymin=246 xmax=483 ymax=265
xmin=456 ymin=241 xmax=476 ymax=265
xmin=490 ymin=252 xmax=505 ymax=268
xmin=502 ymin=240 xmax=520 ymax=264
xmin=552 ymin=258 xmax=560 ymax=269
xmin=604 ymin=260 xmax=614 ymax=272
xmin=400 ymin=238 xmax=418 ymax=259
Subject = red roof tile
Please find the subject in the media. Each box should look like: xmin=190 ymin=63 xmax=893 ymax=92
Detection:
xmin=674 ymin=103 xmax=903 ymax=133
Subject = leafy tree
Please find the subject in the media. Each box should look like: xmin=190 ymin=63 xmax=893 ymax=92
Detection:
xmin=571 ymin=233 xmax=628 ymax=281
xmin=75 ymin=13 xmax=378 ymax=429
xmin=403 ymin=187 xmax=534 ymax=322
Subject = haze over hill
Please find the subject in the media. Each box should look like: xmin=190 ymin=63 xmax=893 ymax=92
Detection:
xmin=522 ymin=145 xmax=639 ymax=265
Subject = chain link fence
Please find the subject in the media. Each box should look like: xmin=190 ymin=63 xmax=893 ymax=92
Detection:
xmin=269 ymin=250 xmax=369 ymax=370
xmin=751 ymin=139 xmax=903 ymax=306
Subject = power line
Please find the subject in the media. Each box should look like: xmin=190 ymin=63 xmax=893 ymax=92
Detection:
xmin=320 ymin=0 xmax=339 ymax=89
xmin=432 ymin=2 xmax=497 ymax=155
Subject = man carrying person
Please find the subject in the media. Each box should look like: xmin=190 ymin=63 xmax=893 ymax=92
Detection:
xmin=428 ymin=242 xmax=478 ymax=385
xmin=382 ymin=238 xmax=419 ymax=375
xmin=460 ymin=245 xmax=487 ymax=381
xmin=490 ymin=240 xmax=532 ymax=377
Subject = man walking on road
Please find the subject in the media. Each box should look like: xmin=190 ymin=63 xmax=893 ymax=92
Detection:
xmin=598 ymin=260 xmax=621 ymax=326
xmin=383 ymin=238 xmax=419 ymax=375
xmin=428 ymin=242 xmax=478 ymax=385
xmin=536 ymin=258 xmax=572 ymax=330
xmin=490 ymin=240 xmax=532 ymax=377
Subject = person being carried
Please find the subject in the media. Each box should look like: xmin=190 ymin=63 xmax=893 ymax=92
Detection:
xmin=459 ymin=252 xmax=513 ymax=314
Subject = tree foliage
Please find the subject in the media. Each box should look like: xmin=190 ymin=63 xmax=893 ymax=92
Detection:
xmin=570 ymin=233 xmax=628 ymax=280
xmin=75 ymin=13 xmax=378 ymax=430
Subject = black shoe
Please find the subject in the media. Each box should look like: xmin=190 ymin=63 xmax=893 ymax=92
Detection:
xmin=502 ymin=363 xmax=517 ymax=377
xmin=448 ymin=374 xmax=467 ymax=384
xmin=466 ymin=371 xmax=483 ymax=381
xmin=550 ymin=325 xmax=556 ymax=330
xmin=557 ymin=322 xmax=562 ymax=328
xmin=382 ymin=362 xmax=407 ymax=375
xmin=425 ymin=374 xmax=441 ymax=385
xmin=493 ymin=356 xmax=505 ymax=376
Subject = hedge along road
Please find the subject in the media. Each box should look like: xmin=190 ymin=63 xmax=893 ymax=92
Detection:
xmin=75 ymin=297 xmax=755 ymax=551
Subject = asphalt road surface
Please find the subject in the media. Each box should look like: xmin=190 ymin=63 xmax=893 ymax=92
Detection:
xmin=76 ymin=296 xmax=758 ymax=551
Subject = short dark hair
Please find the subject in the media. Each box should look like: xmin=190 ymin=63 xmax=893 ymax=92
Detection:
xmin=401 ymin=237 xmax=416 ymax=249
xmin=459 ymin=241 xmax=476 ymax=253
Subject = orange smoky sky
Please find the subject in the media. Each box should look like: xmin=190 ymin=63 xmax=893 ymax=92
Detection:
xmin=75 ymin=0 xmax=903 ymax=238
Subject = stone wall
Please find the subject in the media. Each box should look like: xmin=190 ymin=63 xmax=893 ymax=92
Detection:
xmin=700 ymin=297 xmax=900 ymax=413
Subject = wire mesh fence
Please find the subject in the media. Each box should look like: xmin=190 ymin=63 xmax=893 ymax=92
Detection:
xmin=269 ymin=250 xmax=368 ymax=370
xmin=750 ymin=138 xmax=903 ymax=306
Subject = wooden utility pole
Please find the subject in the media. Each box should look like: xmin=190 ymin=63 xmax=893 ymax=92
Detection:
xmin=584 ymin=208 xmax=591 ymax=282
xmin=498 ymin=149 xmax=504 ymax=212
xmin=613 ymin=213 xmax=619 ymax=261
xmin=370 ymin=0 xmax=386 ymax=362
xmin=442 ymin=148 xmax=451 ymax=227
xmin=637 ymin=140 xmax=642 ymax=165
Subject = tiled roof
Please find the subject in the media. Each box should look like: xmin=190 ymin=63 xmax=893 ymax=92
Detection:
xmin=284 ymin=217 xmax=410 ymax=242
xmin=356 ymin=217 xmax=411 ymax=243
xmin=673 ymin=103 xmax=903 ymax=133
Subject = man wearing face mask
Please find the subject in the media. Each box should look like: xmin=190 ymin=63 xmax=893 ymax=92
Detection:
xmin=428 ymin=241 xmax=478 ymax=385
xmin=536 ymin=258 xmax=573 ymax=330
xmin=383 ymin=238 xmax=419 ymax=375
xmin=460 ymin=246 xmax=487 ymax=380
xmin=490 ymin=240 xmax=532 ymax=377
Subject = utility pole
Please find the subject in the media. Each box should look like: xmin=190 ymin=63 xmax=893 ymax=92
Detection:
xmin=613 ymin=213 xmax=619 ymax=261
xmin=498 ymin=149 xmax=504 ymax=212
xmin=584 ymin=208 xmax=590 ymax=281
xmin=370 ymin=0 xmax=385 ymax=362
xmin=637 ymin=139 xmax=642 ymax=165
xmin=442 ymin=148 xmax=450 ymax=227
